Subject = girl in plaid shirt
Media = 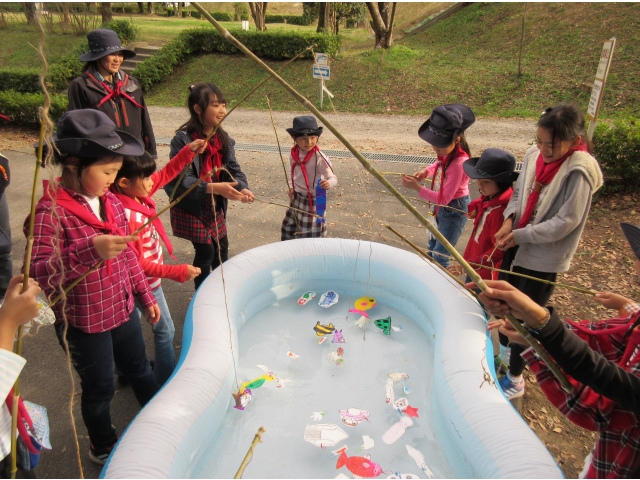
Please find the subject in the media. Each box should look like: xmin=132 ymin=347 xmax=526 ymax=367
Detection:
xmin=164 ymin=84 xmax=254 ymax=290
xmin=26 ymin=110 xmax=159 ymax=465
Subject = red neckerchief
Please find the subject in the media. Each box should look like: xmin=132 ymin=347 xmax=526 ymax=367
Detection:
xmin=40 ymin=180 xmax=128 ymax=274
xmin=87 ymin=72 xmax=144 ymax=110
xmin=193 ymin=132 xmax=223 ymax=181
xmin=291 ymin=145 xmax=319 ymax=211
xmin=431 ymin=144 xmax=463 ymax=214
xmin=472 ymin=187 xmax=513 ymax=230
xmin=111 ymin=191 xmax=176 ymax=259
xmin=0 ymin=114 xmax=9 ymax=121
xmin=517 ymin=141 xmax=588 ymax=229
xmin=5 ymin=388 xmax=38 ymax=454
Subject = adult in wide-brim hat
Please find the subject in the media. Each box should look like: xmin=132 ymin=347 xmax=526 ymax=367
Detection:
xmin=36 ymin=110 xmax=144 ymax=158
xmin=286 ymin=115 xmax=324 ymax=137
xmin=79 ymin=29 xmax=136 ymax=62
xmin=463 ymin=148 xmax=520 ymax=183
xmin=418 ymin=104 xmax=475 ymax=148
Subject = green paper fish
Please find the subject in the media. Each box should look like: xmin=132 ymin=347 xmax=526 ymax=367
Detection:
xmin=374 ymin=316 xmax=392 ymax=335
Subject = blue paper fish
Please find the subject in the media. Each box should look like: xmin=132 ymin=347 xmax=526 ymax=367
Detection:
xmin=315 ymin=178 xmax=326 ymax=226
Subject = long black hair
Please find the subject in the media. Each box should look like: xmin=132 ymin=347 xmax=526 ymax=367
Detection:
xmin=538 ymin=103 xmax=592 ymax=153
xmin=114 ymin=152 xmax=157 ymax=185
xmin=177 ymin=83 xmax=230 ymax=162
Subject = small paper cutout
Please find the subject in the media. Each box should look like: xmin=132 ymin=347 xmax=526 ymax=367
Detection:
xmin=403 ymin=386 xmax=411 ymax=395
xmin=319 ymin=290 xmax=339 ymax=308
xmin=337 ymin=347 xmax=344 ymax=357
xmin=310 ymin=410 xmax=328 ymax=421
xmin=336 ymin=450 xmax=383 ymax=477
xmin=405 ymin=445 xmax=434 ymax=479
xmin=404 ymin=406 xmax=419 ymax=418
xmin=304 ymin=423 xmax=349 ymax=448
xmin=287 ymin=351 xmax=300 ymax=359
xmin=332 ymin=445 xmax=348 ymax=456
xmin=382 ymin=416 xmax=414 ymax=444
xmin=356 ymin=435 xmax=375 ymax=453
xmin=386 ymin=373 xmax=409 ymax=404
xmin=23 ymin=401 xmax=51 ymax=450
xmin=317 ymin=337 xmax=327 ymax=345
xmin=355 ymin=316 xmax=369 ymax=328
xmin=393 ymin=398 xmax=408 ymax=412
xmin=298 ymin=291 xmax=316 ymax=305
xmin=392 ymin=325 xmax=403 ymax=332
xmin=257 ymin=364 xmax=293 ymax=388
xmin=374 ymin=316 xmax=392 ymax=335
xmin=314 ymin=321 xmax=336 ymax=336
xmin=232 ymin=388 xmax=252 ymax=410
xmin=332 ymin=329 xmax=345 ymax=343
xmin=329 ymin=351 xmax=343 ymax=366
xmin=339 ymin=408 xmax=370 ymax=427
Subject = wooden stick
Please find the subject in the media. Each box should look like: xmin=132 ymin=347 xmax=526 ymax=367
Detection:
xmin=254 ymin=197 xmax=322 ymax=218
xmin=190 ymin=1 xmax=574 ymax=394
xmin=265 ymin=95 xmax=291 ymax=193
xmin=234 ymin=427 xmax=265 ymax=479
xmin=376 ymin=189 xmax=468 ymax=215
xmin=380 ymin=171 xmax=419 ymax=178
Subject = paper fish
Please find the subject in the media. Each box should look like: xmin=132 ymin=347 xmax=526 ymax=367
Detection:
xmin=304 ymin=423 xmax=349 ymax=448
xmin=382 ymin=416 xmax=414 ymax=444
xmin=319 ymin=290 xmax=339 ymax=308
xmin=232 ymin=388 xmax=252 ymax=410
xmin=287 ymin=351 xmax=300 ymax=359
xmin=339 ymin=408 xmax=370 ymax=427
xmin=329 ymin=351 xmax=343 ymax=366
xmin=314 ymin=321 xmax=336 ymax=336
xmin=336 ymin=450 xmax=382 ymax=478
xmin=257 ymin=364 xmax=293 ymax=389
xmin=374 ymin=316 xmax=392 ymax=335
xmin=405 ymin=445 xmax=435 ymax=479
xmin=332 ymin=329 xmax=345 ymax=343
xmin=298 ymin=291 xmax=316 ymax=305
xmin=350 ymin=296 xmax=377 ymax=327
xmin=310 ymin=410 xmax=328 ymax=421
xmin=315 ymin=178 xmax=326 ymax=226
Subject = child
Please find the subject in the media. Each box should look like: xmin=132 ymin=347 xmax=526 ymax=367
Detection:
xmin=281 ymin=115 xmax=337 ymax=240
xmin=26 ymin=109 xmax=159 ymax=465
xmin=164 ymin=84 xmax=254 ymax=290
xmin=493 ymin=104 xmax=603 ymax=399
xmin=479 ymin=279 xmax=640 ymax=479
xmin=68 ymin=29 xmax=157 ymax=158
xmin=402 ymin=104 xmax=476 ymax=268
xmin=451 ymin=148 xmax=519 ymax=280
xmin=112 ymin=139 xmax=206 ymax=385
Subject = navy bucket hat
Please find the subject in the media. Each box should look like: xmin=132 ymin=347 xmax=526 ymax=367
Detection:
xmin=79 ymin=29 xmax=136 ymax=62
xmin=418 ymin=104 xmax=475 ymax=148
xmin=286 ymin=115 xmax=323 ymax=137
xmin=463 ymin=148 xmax=519 ymax=183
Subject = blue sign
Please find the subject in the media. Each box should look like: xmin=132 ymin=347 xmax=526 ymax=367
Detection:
xmin=313 ymin=64 xmax=330 ymax=80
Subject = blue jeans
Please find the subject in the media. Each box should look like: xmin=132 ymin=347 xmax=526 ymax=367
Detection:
xmin=136 ymin=286 xmax=176 ymax=386
xmin=427 ymin=195 xmax=470 ymax=268
xmin=55 ymin=310 xmax=158 ymax=449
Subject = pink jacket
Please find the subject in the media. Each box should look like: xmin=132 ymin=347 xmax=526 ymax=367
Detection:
xmin=418 ymin=152 xmax=470 ymax=205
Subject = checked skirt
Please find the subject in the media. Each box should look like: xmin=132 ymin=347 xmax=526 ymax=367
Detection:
xmin=281 ymin=192 xmax=326 ymax=241
xmin=170 ymin=194 xmax=227 ymax=245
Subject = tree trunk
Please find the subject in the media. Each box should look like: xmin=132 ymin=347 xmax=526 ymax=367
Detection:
xmin=366 ymin=2 xmax=396 ymax=49
xmin=177 ymin=2 xmax=182 ymax=17
xmin=22 ymin=2 xmax=37 ymax=24
xmin=61 ymin=2 xmax=71 ymax=22
xmin=137 ymin=2 xmax=145 ymax=14
xmin=101 ymin=2 xmax=112 ymax=24
xmin=517 ymin=3 xmax=528 ymax=76
xmin=147 ymin=2 xmax=154 ymax=14
xmin=248 ymin=2 xmax=268 ymax=31
xmin=317 ymin=2 xmax=325 ymax=33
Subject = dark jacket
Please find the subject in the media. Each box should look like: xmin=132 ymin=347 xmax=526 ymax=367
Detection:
xmin=164 ymin=129 xmax=249 ymax=217
xmin=68 ymin=71 xmax=157 ymax=158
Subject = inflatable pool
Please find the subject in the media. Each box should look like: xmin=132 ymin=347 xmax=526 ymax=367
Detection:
xmin=102 ymin=239 xmax=562 ymax=478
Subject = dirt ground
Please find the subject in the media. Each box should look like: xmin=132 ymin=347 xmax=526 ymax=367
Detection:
xmin=1 ymin=109 xmax=637 ymax=479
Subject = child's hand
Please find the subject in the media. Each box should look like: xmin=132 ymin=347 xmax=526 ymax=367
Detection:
xmin=207 ymin=181 xmax=244 ymax=201
xmin=486 ymin=318 xmax=527 ymax=346
xmin=287 ymin=188 xmax=294 ymax=200
xmin=93 ymin=235 xmax=138 ymax=260
xmin=497 ymin=232 xmax=516 ymax=250
xmin=468 ymin=209 xmax=477 ymax=220
xmin=186 ymin=265 xmax=201 ymax=281
xmin=189 ymin=139 xmax=207 ymax=153
xmin=145 ymin=304 xmax=160 ymax=325
xmin=240 ymin=189 xmax=255 ymax=204
xmin=401 ymin=175 xmax=422 ymax=192
xmin=494 ymin=218 xmax=513 ymax=247
xmin=447 ymin=263 xmax=463 ymax=276
xmin=593 ymin=292 xmax=633 ymax=310
xmin=0 ymin=275 xmax=42 ymax=351
xmin=319 ymin=179 xmax=331 ymax=190
xmin=413 ymin=169 xmax=427 ymax=181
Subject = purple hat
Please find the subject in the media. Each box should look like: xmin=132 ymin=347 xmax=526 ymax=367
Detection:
xmin=418 ymin=104 xmax=475 ymax=148
xmin=79 ymin=29 xmax=136 ymax=62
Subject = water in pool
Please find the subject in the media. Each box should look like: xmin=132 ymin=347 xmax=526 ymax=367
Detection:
xmin=197 ymin=284 xmax=454 ymax=478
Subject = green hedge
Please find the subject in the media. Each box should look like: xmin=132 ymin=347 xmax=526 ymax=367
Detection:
xmin=0 ymin=69 xmax=41 ymax=93
xmin=0 ymin=90 xmax=68 ymax=126
xmin=102 ymin=20 xmax=140 ymax=45
xmin=594 ymin=117 xmax=640 ymax=195
xmin=210 ymin=11 xmax=233 ymax=21
xmin=133 ymin=28 xmax=340 ymax=91
xmin=265 ymin=14 xmax=311 ymax=26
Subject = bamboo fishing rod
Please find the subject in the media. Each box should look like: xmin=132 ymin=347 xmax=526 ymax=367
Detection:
xmin=169 ymin=43 xmax=317 ymax=201
xmin=265 ymin=95 xmax=291 ymax=192
xmin=376 ymin=189 xmax=469 ymax=215
xmin=234 ymin=427 xmax=265 ymax=479
xmin=190 ymin=1 xmax=574 ymax=393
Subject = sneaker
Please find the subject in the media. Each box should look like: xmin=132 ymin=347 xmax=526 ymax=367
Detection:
xmin=498 ymin=373 xmax=525 ymax=400
xmin=89 ymin=443 xmax=115 ymax=465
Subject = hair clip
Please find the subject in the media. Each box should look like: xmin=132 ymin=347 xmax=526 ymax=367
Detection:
xmin=188 ymin=84 xmax=196 ymax=92
xmin=540 ymin=107 xmax=553 ymax=117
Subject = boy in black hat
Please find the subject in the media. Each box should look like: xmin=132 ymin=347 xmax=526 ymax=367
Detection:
xmin=68 ymin=29 xmax=157 ymax=159
xmin=281 ymin=115 xmax=337 ymax=240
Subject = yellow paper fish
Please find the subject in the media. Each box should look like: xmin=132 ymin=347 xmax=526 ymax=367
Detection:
xmin=353 ymin=296 xmax=377 ymax=311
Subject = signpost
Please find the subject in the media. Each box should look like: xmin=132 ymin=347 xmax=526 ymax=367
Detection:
xmin=586 ymin=38 xmax=616 ymax=141
xmin=313 ymin=53 xmax=332 ymax=109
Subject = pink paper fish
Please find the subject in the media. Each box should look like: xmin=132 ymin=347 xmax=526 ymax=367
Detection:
xmin=336 ymin=450 xmax=382 ymax=477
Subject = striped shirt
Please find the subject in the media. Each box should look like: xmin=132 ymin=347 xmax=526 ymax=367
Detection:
xmin=124 ymin=209 xmax=163 ymax=289
xmin=0 ymin=349 xmax=26 ymax=460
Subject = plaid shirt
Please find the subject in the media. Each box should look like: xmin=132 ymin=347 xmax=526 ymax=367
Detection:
xmin=25 ymin=186 xmax=155 ymax=333
xmin=523 ymin=310 xmax=640 ymax=478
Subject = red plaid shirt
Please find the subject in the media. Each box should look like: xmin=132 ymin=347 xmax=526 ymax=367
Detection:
xmin=25 ymin=185 xmax=155 ymax=333
xmin=523 ymin=311 xmax=640 ymax=478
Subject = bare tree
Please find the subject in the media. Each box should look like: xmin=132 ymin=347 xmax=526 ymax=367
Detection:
xmin=366 ymin=2 xmax=397 ymax=49
xmin=137 ymin=2 xmax=145 ymax=14
xmin=60 ymin=2 xmax=71 ymax=22
xmin=147 ymin=2 xmax=154 ymax=14
xmin=23 ymin=2 xmax=37 ymax=24
xmin=177 ymin=2 xmax=182 ymax=17
xmin=517 ymin=3 xmax=528 ymax=76
xmin=101 ymin=2 xmax=112 ymax=24
xmin=248 ymin=2 xmax=268 ymax=31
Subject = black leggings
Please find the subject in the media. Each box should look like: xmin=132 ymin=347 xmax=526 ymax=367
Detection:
xmin=192 ymin=236 xmax=229 ymax=291
xmin=498 ymin=246 xmax=557 ymax=376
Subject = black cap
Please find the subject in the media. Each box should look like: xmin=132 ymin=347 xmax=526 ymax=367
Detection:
xmin=463 ymin=148 xmax=519 ymax=183
xmin=418 ymin=104 xmax=475 ymax=148
xmin=286 ymin=115 xmax=323 ymax=137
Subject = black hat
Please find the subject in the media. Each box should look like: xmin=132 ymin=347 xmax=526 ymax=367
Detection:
xmin=620 ymin=222 xmax=640 ymax=261
xmin=36 ymin=110 xmax=144 ymax=158
xmin=418 ymin=104 xmax=476 ymax=148
xmin=463 ymin=148 xmax=519 ymax=183
xmin=286 ymin=115 xmax=323 ymax=137
xmin=79 ymin=29 xmax=136 ymax=62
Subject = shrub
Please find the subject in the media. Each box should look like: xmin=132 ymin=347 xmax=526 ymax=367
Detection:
xmin=265 ymin=14 xmax=310 ymax=26
xmin=47 ymin=42 xmax=87 ymax=91
xmin=132 ymin=35 xmax=189 ymax=91
xmin=210 ymin=11 xmax=233 ymax=21
xmin=182 ymin=9 xmax=202 ymax=19
xmin=0 ymin=69 xmax=41 ymax=93
xmin=594 ymin=117 xmax=640 ymax=195
xmin=103 ymin=20 xmax=140 ymax=45
xmin=232 ymin=2 xmax=249 ymax=21
xmin=0 ymin=90 xmax=68 ymax=126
